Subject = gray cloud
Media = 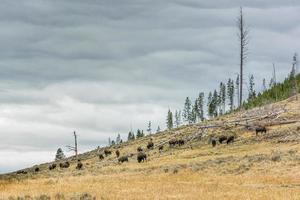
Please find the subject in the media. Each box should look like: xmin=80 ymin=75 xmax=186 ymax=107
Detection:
xmin=0 ymin=0 xmax=299 ymax=173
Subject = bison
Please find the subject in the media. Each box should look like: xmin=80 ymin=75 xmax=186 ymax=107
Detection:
xmin=147 ymin=141 xmax=154 ymax=150
xmin=104 ymin=149 xmax=112 ymax=157
xmin=177 ymin=139 xmax=185 ymax=146
xmin=115 ymin=150 xmax=120 ymax=158
xmin=169 ymin=138 xmax=177 ymax=147
xmin=137 ymin=146 xmax=143 ymax=152
xmin=137 ymin=152 xmax=147 ymax=163
xmin=49 ymin=163 xmax=57 ymax=170
xmin=16 ymin=170 xmax=27 ymax=175
xmin=34 ymin=167 xmax=40 ymax=172
xmin=218 ymin=135 xmax=227 ymax=144
xmin=118 ymin=156 xmax=129 ymax=163
xmin=76 ymin=160 xmax=83 ymax=170
xmin=211 ymin=139 xmax=217 ymax=147
xmin=158 ymin=145 xmax=164 ymax=151
xmin=59 ymin=161 xmax=70 ymax=168
xmin=255 ymin=127 xmax=267 ymax=136
xmin=226 ymin=136 xmax=234 ymax=144
xmin=99 ymin=154 xmax=104 ymax=160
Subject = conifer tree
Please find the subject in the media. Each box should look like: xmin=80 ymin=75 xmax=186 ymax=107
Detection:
xmin=197 ymin=92 xmax=204 ymax=121
xmin=227 ymin=78 xmax=235 ymax=111
xmin=116 ymin=134 xmax=121 ymax=144
xmin=167 ymin=109 xmax=173 ymax=130
xmin=175 ymin=110 xmax=180 ymax=127
xmin=147 ymin=121 xmax=152 ymax=135
xmin=183 ymin=97 xmax=192 ymax=123
xmin=55 ymin=148 xmax=66 ymax=161
xmin=156 ymin=126 xmax=161 ymax=133
xmin=248 ymin=74 xmax=256 ymax=100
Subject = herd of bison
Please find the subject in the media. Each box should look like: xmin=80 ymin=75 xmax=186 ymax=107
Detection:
xmin=16 ymin=126 xmax=267 ymax=175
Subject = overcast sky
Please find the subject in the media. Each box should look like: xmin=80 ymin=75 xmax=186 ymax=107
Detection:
xmin=0 ymin=0 xmax=299 ymax=173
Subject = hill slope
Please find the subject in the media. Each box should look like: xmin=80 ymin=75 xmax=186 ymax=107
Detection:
xmin=0 ymin=94 xmax=300 ymax=200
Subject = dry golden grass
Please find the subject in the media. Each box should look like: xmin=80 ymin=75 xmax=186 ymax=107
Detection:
xmin=0 ymin=96 xmax=299 ymax=199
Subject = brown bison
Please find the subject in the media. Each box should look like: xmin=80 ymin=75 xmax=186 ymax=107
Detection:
xmin=118 ymin=156 xmax=129 ymax=163
xmin=255 ymin=127 xmax=267 ymax=136
xmin=226 ymin=136 xmax=234 ymax=144
xmin=158 ymin=145 xmax=164 ymax=151
xmin=177 ymin=139 xmax=185 ymax=146
xmin=76 ymin=160 xmax=83 ymax=170
xmin=49 ymin=163 xmax=57 ymax=170
xmin=137 ymin=146 xmax=143 ymax=152
xmin=137 ymin=152 xmax=147 ymax=163
xmin=115 ymin=150 xmax=120 ymax=158
xmin=169 ymin=138 xmax=177 ymax=147
xmin=99 ymin=154 xmax=104 ymax=160
xmin=218 ymin=135 xmax=227 ymax=144
xmin=211 ymin=139 xmax=217 ymax=147
xmin=147 ymin=141 xmax=154 ymax=150
xmin=16 ymin=170 xmax=27 ymax=175
xmin=34 ymin=167 xmax=40 ymax=172
xmin=104 ymin=149 xmax=112 ymax=157
xmin=59 ymin=161 xmax=70 ymax=168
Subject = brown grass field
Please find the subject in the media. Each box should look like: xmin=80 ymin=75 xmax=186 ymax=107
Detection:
xmin=0 ymin=95 xmax=299 ymax=200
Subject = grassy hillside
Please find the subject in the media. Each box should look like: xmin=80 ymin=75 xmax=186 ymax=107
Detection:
xmin=0 ymin=94 xmax=299 ymax=200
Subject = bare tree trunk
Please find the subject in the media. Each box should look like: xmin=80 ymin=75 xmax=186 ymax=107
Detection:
xmin=237 ymin=7 xmax=249 ymax=107
xmin=74 ymin=131 xmax=78 ymax=156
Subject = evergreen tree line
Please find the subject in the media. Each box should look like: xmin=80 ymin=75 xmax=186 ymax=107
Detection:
xmin=166 ymin=53 xmax=299 ymax=129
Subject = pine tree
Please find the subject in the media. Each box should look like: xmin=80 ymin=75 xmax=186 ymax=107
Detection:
xmin=127 ymin=131 xmax=135 ymax=141
xmin=108 ymin=137 xmax=111 ymax=146
xmin=156 ymin=126 xmax=161 ymax=133
xmin=218 ymin=82 xmax=226 ymax=115
xmin=116 ymin=134 xmax=121 ymax=144
xmin=136 ymin=129 xmax=144 ymax=138
xmin=227 ymin=78 xmax=235 ymax=111
xmin=55 ymin=148 xmax=66 ymax=161
xmin=207 ymin=92 xmax=213 ymax=117
xmin=212 ymin=90 xmax=219 ymax=117
xmin=175 ymin=110 xmax=180 ymax=127
xmin=197 ymin=92 xmax=204 ymax=121
xmin=111 ymin=140 xmax=116 ymax=145
xmin=167 ymin=109 xmax=173 ymax=130
xmin=191 ymin=100 xmax=198 ymax=123
xmin=262 ymin=78 xmax=267 ymax=91
xmin=147 ymin=121 xmax=152 ymax=135
xmin=183 ymin=97 xmax=192 ymax=123
xmin=248 ymin=74 xmax=256 ymax=100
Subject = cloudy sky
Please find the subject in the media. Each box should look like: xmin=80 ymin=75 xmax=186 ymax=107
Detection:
xmin=0 ymin=0 xmax=299 ymax=173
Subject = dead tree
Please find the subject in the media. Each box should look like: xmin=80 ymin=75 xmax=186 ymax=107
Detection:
xmin=237 ymin=7 xmax=249 ymax=107
xmin=66 ymin=131 xmax=78 ymax=157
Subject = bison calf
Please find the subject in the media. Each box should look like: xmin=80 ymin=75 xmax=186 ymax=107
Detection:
xmin=118 ymin=156 xmax=129 ymax=163
xmin=137 ymin=152 xmax=147 ymax=163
